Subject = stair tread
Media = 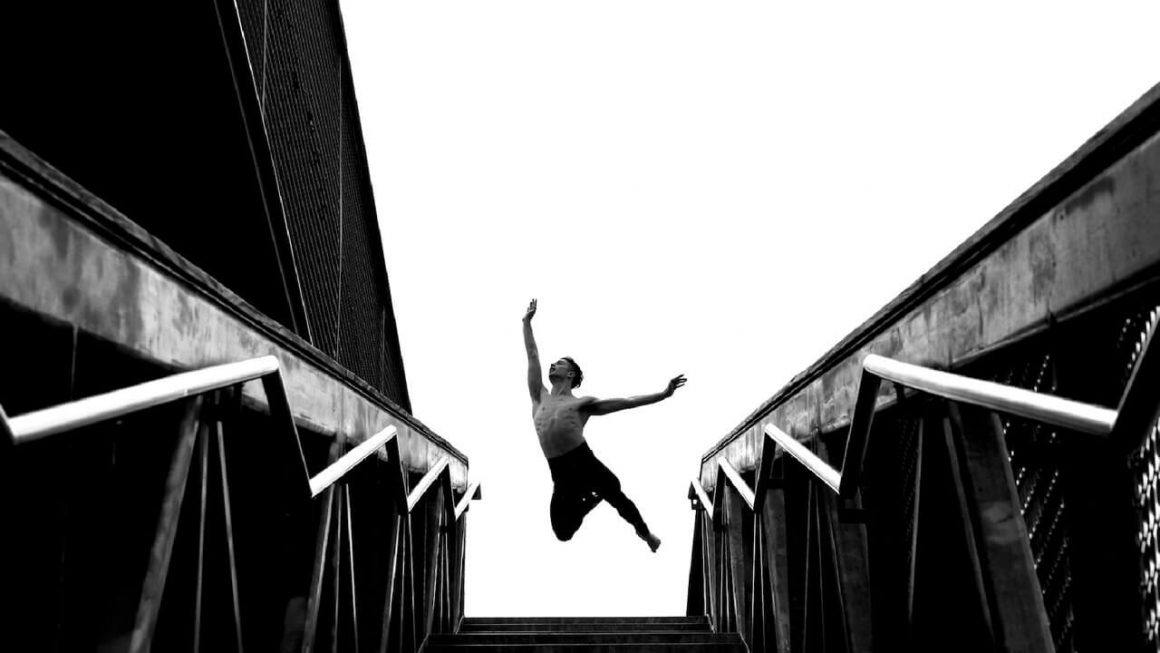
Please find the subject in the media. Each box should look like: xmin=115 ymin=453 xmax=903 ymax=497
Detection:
xmin=430 ymin=633 xmax=742 ymax=644
xmin=463 ymin=616 xmax=708 ymax=624
xmin=460 ymin=623 xmax=710 ymax=632
xmin=426 ymin=646 xmax=744 ymax=651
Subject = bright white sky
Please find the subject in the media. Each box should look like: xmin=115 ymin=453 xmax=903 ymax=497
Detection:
xmin=339 ymin=0 xmax=1159 ymax=617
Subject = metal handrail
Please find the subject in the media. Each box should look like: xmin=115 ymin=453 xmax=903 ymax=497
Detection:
xmin=454 ymin=481 xmax=482 ymax=520
xmin=405 ymin=456 xmax=482 ymax=521
xmin=863 ymin=354 xmax=1117 ymax=436
xmin=718 ymin=459 xmax=756 ymax=510
xmin=309 ymin=425 xmax=399 ymax=497
xmin=0 ymin=356 xmax=483 ymax=514
xmin=765 ymin=424 xmax=842 ymax=493
xmin=696 ymin=344 xmax=1152 ymax=500
xmin=689 ymin=477 xmax=715 ymax=520
xmin=408 ymin=458 xmax=451 ymax=513
xmin=2 ymin=356 xmax=282 ymax=444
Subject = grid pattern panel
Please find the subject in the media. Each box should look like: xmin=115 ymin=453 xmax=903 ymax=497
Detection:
xmin=988 ymin=351 xmax=1077 ymax=651
xmin=337 ymin=86 xmax=386 ymax=392
xmin=1127 ymin=307 xmax=1160 ymax=649
xmin=232 ymin=0 xmax=409 ymax=408
xmin=262 ymin=0 xmax=343 ymax=356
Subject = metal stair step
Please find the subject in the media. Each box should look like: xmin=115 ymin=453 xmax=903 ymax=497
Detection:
xmin=424 ymin=644 xmax=745 ymax=652
xmin=462 ymin=616 xmax=710 ymax=626
xmin=427 ymin=632 xmax=742 ymax=646
xmin=458 ymin=621 xmax=711 ymax=632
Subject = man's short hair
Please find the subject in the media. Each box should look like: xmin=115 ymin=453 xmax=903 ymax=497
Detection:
xmin=562 ymin=356 xmax=583 ymax=388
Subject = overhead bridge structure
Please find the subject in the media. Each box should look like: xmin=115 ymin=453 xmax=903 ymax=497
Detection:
xmin=689 ymin=83 xmax=1160 ymax=653
xmin=3 ymin=1 xmax=1160 ymax=651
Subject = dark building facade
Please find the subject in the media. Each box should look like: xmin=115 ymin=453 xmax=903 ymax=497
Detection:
xmin=0 ymin=3 xmax=472 ymax=651
xmin=1 ymin=0 xmax=409 ymax=409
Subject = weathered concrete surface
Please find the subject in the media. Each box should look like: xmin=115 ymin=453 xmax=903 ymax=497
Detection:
xmin=701 ymin=88 xmax=1160 ymax=490
xmin=0 ymin=159 xmax=468 ymax=487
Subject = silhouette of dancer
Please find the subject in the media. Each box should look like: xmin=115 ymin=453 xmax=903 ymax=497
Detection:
xmin=522 ymin=299 xmax=686 ymax=551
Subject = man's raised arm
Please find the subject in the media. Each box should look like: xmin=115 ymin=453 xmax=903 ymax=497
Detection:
xmin=523 ymin=299 xmax=545 ymax=403
xmin=584 ymin=374 xmax=687 ymax=416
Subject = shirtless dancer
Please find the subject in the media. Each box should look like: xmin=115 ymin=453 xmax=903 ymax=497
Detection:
xmin=523 ymin=299 xmax=686 ymax=552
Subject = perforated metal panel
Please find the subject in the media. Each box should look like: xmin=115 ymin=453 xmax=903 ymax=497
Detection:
xmin=991 ymin=351 xmax=1077 ymax=652
xmin=232 ymin=0 xmax=409 ymax=408
xmin=1127 ymin=307 xmax=1160 ymax=649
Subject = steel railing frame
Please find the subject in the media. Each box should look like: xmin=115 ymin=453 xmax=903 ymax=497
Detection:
xmin=1 ymin=354 xmax=482 ymax=653
xmin=0 ymin=355 xmax=481 ymax=506
xmin=688 ymin=315 xmax=1160 ymax=650
xmin=694 ymin=312 xmax=1159 ymax=503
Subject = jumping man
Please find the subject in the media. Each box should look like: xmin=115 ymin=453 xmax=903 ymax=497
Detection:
xmin=522 ymin=298 xmax=686 ymax=552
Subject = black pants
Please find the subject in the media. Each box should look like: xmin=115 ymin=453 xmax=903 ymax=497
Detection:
xmin=547 ymin=443 xmax=649 ymax=541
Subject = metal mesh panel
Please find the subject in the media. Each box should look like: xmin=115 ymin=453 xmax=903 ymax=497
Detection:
xmin=261 ymin=0 xmax=344 ymax=356
xmin=988 ymin=351 xmax=1077 ymax=651
xmin=233 ymin=0 xmax=408 ymax=407
xmin=337 ymin=89 xmax=386 ymax=393
xmin=1128 ymin=307 xmax=1160 ymax=649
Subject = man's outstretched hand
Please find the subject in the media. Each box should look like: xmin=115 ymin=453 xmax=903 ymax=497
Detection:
xmin=664 ymin=374 xmax=687 ymax=398
xmin=524 ymin=298 xmax=537 ymax=322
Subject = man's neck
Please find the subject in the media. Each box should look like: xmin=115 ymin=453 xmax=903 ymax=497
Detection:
xmin=549 ymin=381 xmax=575 ymax=397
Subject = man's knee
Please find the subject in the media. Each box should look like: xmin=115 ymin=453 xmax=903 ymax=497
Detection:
xmin=553 ymin=520 xmax=579 ymax=541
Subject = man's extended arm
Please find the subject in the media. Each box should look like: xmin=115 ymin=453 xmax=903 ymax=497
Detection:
xmin=584 ymin=374 xmax=687 ymax=416
xmin=523 ymin=299 xmax=545 ymax=403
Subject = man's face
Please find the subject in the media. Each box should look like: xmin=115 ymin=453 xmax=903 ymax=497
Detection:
xmin=548 ymin=358 xmax=574 ymax=383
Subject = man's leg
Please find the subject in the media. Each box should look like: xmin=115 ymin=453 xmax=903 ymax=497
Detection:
xmin=586 ymin=456 xmax=660 ymax=551
xmin=550 ymin=484 xmax=599 ymax=541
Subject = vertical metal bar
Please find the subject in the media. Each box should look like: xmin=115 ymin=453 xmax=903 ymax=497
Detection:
xmin=216 ymin=417 xmax=245 ymax=653
xmin=725 ymin=486 xmax=752 ymax=644
xmin=702 ymin=515 xmax=718 ymax=631
xmin=423 ymin=493 xmax=441 ymax=640
xmin=302 ymin=487 xmax=335 ymax=653
xmin=939 ymin=414 xmax=996 ymax=642
xmin=343 ymin=485 xmax=360 ymax=653
xmin=456 ymin=521 xmax=467 ymax=631
xmin=750 ymin=522 xmax=764 ymax=652
xmin=799 ymin=482 xmax=813 ymax=653
xmin=686 ymin=519 xmax=705 ymax=617
xmin=819 ymin=445 xmax=874 ymax=653
xmin=404 ymin=516 xmax=417 ymax=653
xmin=947 ymin=403 xmax=1054 ymax=653
xmin=906 ymin=423 xmax=924 ymax=627
xmin=839 ymin=370 xmax=884 ymax=496
xmin=377 ymin=515 xmax=402 ymax=653
xmin=330 ymin=489 xmax=342 ymax=653
xmin=194 ymin=420 xmax=210 ymax=653
xmin=814 ymin=487 xmax=827 ymax=653
xmin=760 ymin=482 xmax=793 ymax=653
xmin=129 ymin=396 xmax=203 ymax=653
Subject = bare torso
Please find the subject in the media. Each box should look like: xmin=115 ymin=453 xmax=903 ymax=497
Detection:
xmin=533 ymin=391 xmax=592 ymax=458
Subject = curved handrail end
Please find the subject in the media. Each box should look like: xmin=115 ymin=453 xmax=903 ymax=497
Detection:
xmin=689 ymin=478 xmax=714 ymax=519
xmin=454 ymin=480 xmax=482 ymax=520
xmin=0 ymin=403 xmax=12 ymax=446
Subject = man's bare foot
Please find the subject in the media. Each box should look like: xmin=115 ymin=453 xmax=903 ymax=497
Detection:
xmin=644 ymin=532 xmax=662 ymax=553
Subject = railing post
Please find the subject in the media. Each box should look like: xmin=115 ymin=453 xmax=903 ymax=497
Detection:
xmin=724 ymin=482 xmax=752 ymax=646
xmin=817 ymin=442 xmax=875 ymax=653
xmin=129 ymin=396 xmax=204 ymax=653
xmin=947 ymin=402 xmax=1054 ymax=653
xmin=757 ymin=461 xmax=792 ymax=653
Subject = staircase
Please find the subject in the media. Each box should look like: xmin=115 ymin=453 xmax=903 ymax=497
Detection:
xmin=425 ymin=616 xmax=745 ymax=651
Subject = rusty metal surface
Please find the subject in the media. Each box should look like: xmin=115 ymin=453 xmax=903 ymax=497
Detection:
xmin=702 ymin=85 xmax=1160 ymax=483
xmin=0 ymin=161 xmax=467 ymax=483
